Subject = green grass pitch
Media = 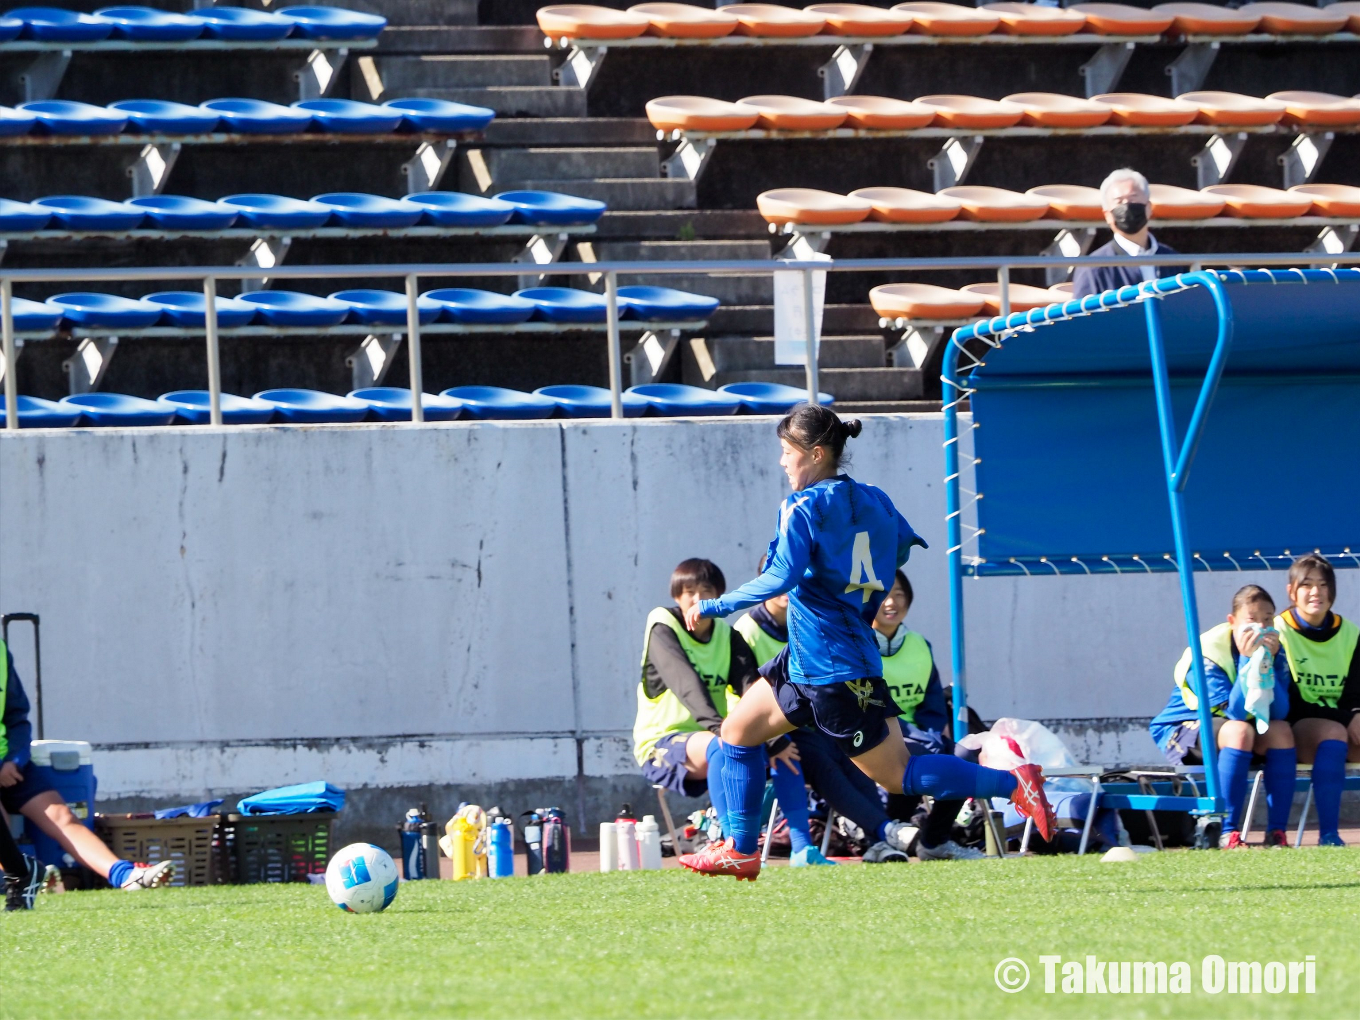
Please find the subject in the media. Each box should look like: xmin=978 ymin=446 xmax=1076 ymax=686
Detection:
xmin=3 ymin=850 xmax=1358 ymax=1018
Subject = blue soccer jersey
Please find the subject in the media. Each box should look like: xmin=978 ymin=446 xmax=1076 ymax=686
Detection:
xmin=699 ymin=475 xmax=926 ymax=685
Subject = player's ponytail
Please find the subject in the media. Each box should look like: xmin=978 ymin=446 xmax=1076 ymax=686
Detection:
xmin=777 ymin=404 xmax=862 ymax=468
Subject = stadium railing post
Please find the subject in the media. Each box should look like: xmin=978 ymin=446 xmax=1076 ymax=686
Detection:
xmin=406 ymin=273 xmax=424 ymax=424
xmin=2 ymin=277 xmax=16 ymax=431
xmin=605 ymin=270 xmax=623 ymax=419
xmin=997 ymin=265 xmax=1011 ymax=317
xmin=802 ymin=266 xmax=819 ymax=405
xmin=203 ymin=275 xmax=223 ymax=427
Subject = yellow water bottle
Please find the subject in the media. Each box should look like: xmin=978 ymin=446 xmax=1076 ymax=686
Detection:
xmin=448 ymin=815 xmax=479 ymax=881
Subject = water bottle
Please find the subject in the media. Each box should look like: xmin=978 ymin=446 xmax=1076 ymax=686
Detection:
xmin=616 ymin=815 xmax=640 ymax=871
xmin=399 ymin=807 xmax=426 ymax=880
xmin=449 ymin=814 xmax=479 ymax=881
xmin=523 ymin=811 xmax=544 ymax=875
xmin=488 ymin=818 xmax=515 ymax=878
xmin=542 ymin=807 xmax=570 ymax=874
xmin=599 ymin=822 xmax=618 ymax=872
xmin=638 ymin=815 xmax=662 ymax=871
xmin=420 ymin=820 xmax=439 ymax=879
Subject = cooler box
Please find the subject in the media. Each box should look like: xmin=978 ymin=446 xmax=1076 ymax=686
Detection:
xmin=24 ymin=739 xmax=96 ymax=869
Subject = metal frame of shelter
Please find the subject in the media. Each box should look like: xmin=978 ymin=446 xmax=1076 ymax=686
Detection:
xmin=941 ymin=267 xmax=1360 ymax=819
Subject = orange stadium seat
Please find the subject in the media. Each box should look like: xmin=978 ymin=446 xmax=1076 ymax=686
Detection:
xmin=1324 ymin=2 xmax=1360 ymax=32
xmin=893 ymin=2 xmax=1001 ymax=35
xmin=1289 ymin=183 xmax=1360 ymax=216
xmin=869 ymin=283 xmax=987 ymax=319
xmin=645 ymin=96 xmax=760 ymax=131
xmin=1153 ymin=3 xmax=1261 ymax=34
xmin=1091 ymin=92 xmax=1200 ymax=125
xmin=1150 ymin=183 xmax=1226 ymax=218
xmin=737 ymin=95 xmax=848 ymax=129
xmin=1238 ymin=3 xmax=1348 ymax=33
xmin=982 ymin=3 xmax=1087 ymax=35
xmin=804 ymin=3 xmax=916 ymax=35
xmin=848 ymin=187 xmax=963 ymax=222
xmin=722 ymin=4 xmax=826 ymax=36
xmin=1203 ymin=183 xmax=1317 ymax=218
xmin=1004 ymin=92 xmax=1112 ymax=127
xmin=962 ymin=281 xmax=1071 ymax=313
xmin=1027 ymin=185 xmax=1104 ymax=220
xmin=1267 ymin=90 xmax=1360 ymax=126
xmin=1180 ymin=91 xmax=1287 ymax=125
xmin=939 ymin=185 xmax=1050 ymax=221
xmin=756 ymin=188 xmax=872 ymax=224
xmin=915 ymin=94 xmax=1025 ymax=128
xmin=628 ymin=3 xmax=739 ymax=37
xmin=826 ymin=95 xmax=936 ymax=128
xmin=535 ymin=4 xmax=649 ymax=39
xmin=1070 ymin=3 xmax=1176 ymax=34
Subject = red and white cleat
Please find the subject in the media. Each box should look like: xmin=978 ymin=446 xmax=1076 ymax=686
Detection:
xmin=1010 ymin=762 xmax=1056 ymax=843
xmin=678 ymin=837 xmax=762 ymax=881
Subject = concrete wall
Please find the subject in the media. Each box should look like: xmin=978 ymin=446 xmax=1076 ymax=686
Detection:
xmin=3 ymin=415 xmax=1353 ymax=847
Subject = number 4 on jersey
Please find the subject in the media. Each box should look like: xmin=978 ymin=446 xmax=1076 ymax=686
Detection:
xmin=845 ymin=531 xmax=884 ymax=603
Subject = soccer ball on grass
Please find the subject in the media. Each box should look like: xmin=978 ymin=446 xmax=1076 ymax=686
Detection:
xmin=325 ymin=843 xmax=399 ymax=914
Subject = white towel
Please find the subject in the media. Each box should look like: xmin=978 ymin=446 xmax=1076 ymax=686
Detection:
xmin=1240 ymin=623 xmax=1277 ymax=734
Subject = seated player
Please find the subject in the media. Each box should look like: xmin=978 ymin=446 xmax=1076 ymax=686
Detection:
xmin=1276 ymin=554 xmax=1360 ymax=847
xmin=873 ymin=570 xmax=984 ymax=860
xmin=0 ymin=639 xmax=173 ymax=892
xmin=633 ymin=558 xmax=827 ymax=865
xmin=1148 ymin=584 xmax=1294 ymax=848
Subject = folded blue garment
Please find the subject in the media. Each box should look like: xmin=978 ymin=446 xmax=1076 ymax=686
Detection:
xmin=237 ymin=780 xmax=345 ymax=815
xmin=154 ymin=799 xmax=224 ymax=819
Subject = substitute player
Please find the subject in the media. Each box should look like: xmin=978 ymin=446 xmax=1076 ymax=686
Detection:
xmin=678 ymin=405 xmax=1054 ymax=879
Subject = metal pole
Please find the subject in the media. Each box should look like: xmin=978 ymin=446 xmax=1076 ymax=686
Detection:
xmin=997 ymin=265 xmax=1011 ymax=317
xmin=605 ymin=270 xmax=623 ymax=419
xmin=405 ymin=273 xmax=424 ymax=423
xmin=203 ymin=276 xmax=222 ymax=427
xmin=942 ymin=336 xmax=969 ymax=742
xmin=802 ymin=267 xmax=819 ymax=405
xmin=2 ymin=279 xmax=17 ymax=431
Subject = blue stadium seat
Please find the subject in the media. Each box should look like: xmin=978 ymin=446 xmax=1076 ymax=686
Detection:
xmin=719 ymin=381 xmax=834 ymax=413
xmin=237 ymin=291 xmax=350 ymax=326
xmin=534 ymin=384 xmax=649 ymax=418
xmin=253 ymin=388 xmax=369 ymax=423
xmin=20 ymin=100 xmax=127 ymax=135
xmin=617 ymin=285 xmax=719 ymax=321
xmin=422 ymin=289 xmax=536 ymax=324
xmin=6 ymin=297 xmax=61 ymax=331
xmin=218 ymin=194 xmax=331 ymax=228
xmin=200 ymin=98 xmax=313 ymax=134
xmin=128 ymin=195 xmax=239 ymax=230
xmin=294 ymin=99 xmax=403 ymax=134
xmin=0 ymin=198 xmax=49 ymax=230
xmin=59 ymin=392 xmax=176 ymax=426
xmin=158 ymin=390 xmax=275 ymax=424
xmin=0 ymin=106 xmax=34 ymax=135
xmin=382 ymin=98 xmax=496 ymax=132
xmin=494 ymin=190 xmax=607 ymax=226
xmin=34 ymin=195 xmax=143 ymax=229
xmin=439 ymin=385 xmax=557 ymax=419
xmin=0 ymin=394 xmax=80 ymax=428
xmin=405 ymin=192 xmax=514 ymax=227
xmin=0 ymin=15 xmax=20 ymax=40
xmin=195 ymin=6 xmax=294 ymax=40
xmin=310 ymin=192 xmax=423 ymax=227
xmin=348 ymin=387 xmax=466 ymax=421
xmin=141 ymin=291 xmax=258 ymax=328
xmin=515 ymin=287 xmax=607 ymax=323
xmin=277 ymin=6 xmax=387 ymax=39
xmin=9 ymin=7 xmax=114 ymax=41
xmin=109 ymin=99 xmax=221 ymax=134
xmin=47 ymin=292 xmax=162 ymax=328
xmin=329 ymin=289 xmax=441 ymax=325
xmin=628 ymin=383 xmax=743 ymax=416
xmin=94 ymin=6 xmax=206 ymax=41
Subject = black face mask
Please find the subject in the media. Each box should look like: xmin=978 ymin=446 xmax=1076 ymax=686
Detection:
xmin=1110 ymin=201 xmax=1149 ymax=235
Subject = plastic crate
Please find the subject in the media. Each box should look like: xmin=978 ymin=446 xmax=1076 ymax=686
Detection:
xmin=219 ymin=812 xmax=335 ymax=884
xmin=95 ymin=814 xmax=221 ymax=887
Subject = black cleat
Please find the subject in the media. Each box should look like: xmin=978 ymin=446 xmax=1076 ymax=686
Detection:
xmin=5 ymin=854 xmax=42 ymax=911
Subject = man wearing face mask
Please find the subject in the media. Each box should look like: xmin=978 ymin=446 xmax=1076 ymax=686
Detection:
xmin=1071 ymin=168 xmax=1183 ymax=299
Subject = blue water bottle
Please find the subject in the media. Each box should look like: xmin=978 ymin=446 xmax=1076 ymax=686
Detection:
xmin=399 ymin=807 xmax=427 ymax=880
xmin=488 ymin=818 xmax=515 ymax=878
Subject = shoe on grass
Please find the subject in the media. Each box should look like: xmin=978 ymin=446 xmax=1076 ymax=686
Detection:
xmin=790 ymin=846 xmax=836 ymax=867
xmin=1319 ymin=831 xmax=1346 ymax=848
xmin=678 ymin=838 xmax=761 ymax=881
xmin=917 ymin=839 xmax=987 ymax=861
xmin=1220 ymin=830 xmax=1247 ymax=850
xmin=1263 ymin=829 xmax=1289 ymax=848
xmin=882 ymin=820 xmax=918 ymax=854
xmin=121 ymin=860 xmax=175 ymax=890
xmin=4 ymin=854 xmax=42 ymax=911
xmin=861 ymin=840 xmax=909 ymax=864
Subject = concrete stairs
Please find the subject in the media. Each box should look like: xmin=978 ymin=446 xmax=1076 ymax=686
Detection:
xmin=583 ymin=240 xmax=771 ymax=303
xmin=459 ymin=144 xmax=694 ymax=210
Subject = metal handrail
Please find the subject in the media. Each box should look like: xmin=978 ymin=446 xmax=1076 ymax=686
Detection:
xmin=6 ymin=249 xmax=1360 ymax=429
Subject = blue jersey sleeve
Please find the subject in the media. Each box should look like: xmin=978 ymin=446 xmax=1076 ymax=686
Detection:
xmin=700 ymin=496 xmax=815 ymax=618
xmin=896 ymin=505 xmax=927 ymax=566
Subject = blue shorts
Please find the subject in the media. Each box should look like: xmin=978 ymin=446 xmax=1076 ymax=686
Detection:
xmin=0 ymin=761 xmax=55 ymax=814
xmin=772 ymin=673 xmax=903 ymax=758
xmin=640 ymin=731 xmax=709 ymax=798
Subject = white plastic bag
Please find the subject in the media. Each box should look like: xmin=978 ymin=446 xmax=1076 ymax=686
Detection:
xmin=959 ymin=718 xmax=1085 ymax=792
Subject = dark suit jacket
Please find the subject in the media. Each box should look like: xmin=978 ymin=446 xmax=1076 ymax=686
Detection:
xmin=1071 ymin=237 xmax=1183 ymax=299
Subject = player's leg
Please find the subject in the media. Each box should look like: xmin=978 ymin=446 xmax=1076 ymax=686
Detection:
xmin=20 ymin=791 xmax=173 ymax=889
xmin=791 ymin=728 xmax=910 ymax=860
xmin=1253 ymin=720 xmax=1296 ymax=846
xmin=1216 ymin=719 xmax=1255 ymax=847
xmin=0 ymin=797 xmax=43 ymax=911
xmin=1293 ymin=716 xmax=1348 ymax=845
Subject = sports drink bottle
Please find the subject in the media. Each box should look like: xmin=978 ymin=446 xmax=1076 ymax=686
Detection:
xmin=488 ymin=818 xmax=515 ymax=878
xmin=542 ymin=807 xmax=570 ymax=874
xmin=523 ymin=811 xmax=544 ymax=875
xmin=399 ymin=807 xmax=426 ymax=880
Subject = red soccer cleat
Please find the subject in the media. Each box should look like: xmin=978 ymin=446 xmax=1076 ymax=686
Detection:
xmin=1010 ymin=762 xmax=1057 ymax=843
xmin=679 ymin=837 xmax=762 ymax=881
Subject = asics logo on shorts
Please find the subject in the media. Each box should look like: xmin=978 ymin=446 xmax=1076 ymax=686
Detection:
xmin=852 ymin=731 xmax=864 ymax=748
xmin=845 ymin=679 xmax=883 ymax=711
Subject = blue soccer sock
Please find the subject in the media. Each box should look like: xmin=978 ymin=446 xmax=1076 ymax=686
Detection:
xmin=722 ymin=743 xmax=768 ymax=855
xmin=1312 ymin=740 xmax=1348 ymax=839
xmin=107 ymin=859 xmax=134 ymax=889
xmin=1264 ymin=747 xmax=1297 ymax=832
xmin=704 ymin=737 xmax=728 ymax=836
xmin=770 ymin=757 xmax=812 ymax=853
xmin=1217 ymin=747 xmax=1252 ymax=832
xmin=903 ymin=754 xmax=1017 ymax=801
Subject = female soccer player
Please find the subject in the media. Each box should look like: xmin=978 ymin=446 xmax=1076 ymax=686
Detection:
xmin=678 ymin=405 xmax=1055 ymax=879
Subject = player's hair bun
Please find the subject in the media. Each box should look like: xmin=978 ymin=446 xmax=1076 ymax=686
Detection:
xmin=776 ymin=405 xmax=860 ymax=467
xmin=843 ymin=418 xmax=863 ymax=440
